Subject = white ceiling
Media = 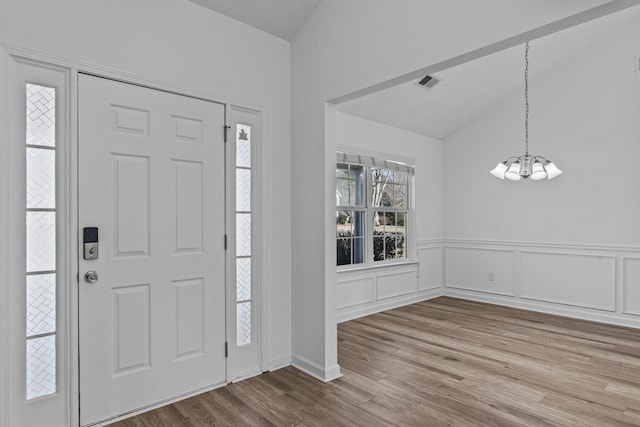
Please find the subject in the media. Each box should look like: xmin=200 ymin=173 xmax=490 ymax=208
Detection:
xmin=337 ymin=7 xmax=640 ymax=140
xmin=188 ymin=0 xmax=322 ymax=40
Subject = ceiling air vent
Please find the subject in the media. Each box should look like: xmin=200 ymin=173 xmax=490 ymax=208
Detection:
xmin=416 ymin=75 xmax=440 ymax=89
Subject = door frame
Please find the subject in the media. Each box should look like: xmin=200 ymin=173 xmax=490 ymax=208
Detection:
xmin=1 ymin=43 xmax=267 ymax=427
xmin=4 ymin=55 xmax=73 ymax=427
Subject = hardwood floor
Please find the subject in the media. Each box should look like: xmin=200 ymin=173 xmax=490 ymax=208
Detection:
xmin=112 ymin=297 xmax=640 ymax=426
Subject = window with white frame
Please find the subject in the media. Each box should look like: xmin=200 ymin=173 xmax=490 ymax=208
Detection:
xmin=336 ymin=152 xmax=414 ymax=267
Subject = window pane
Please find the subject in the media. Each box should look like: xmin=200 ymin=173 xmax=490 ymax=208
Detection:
xmin=373 ymin=211 xmax=384 ymax=233
xmin=392 ymin=183 xmax=407 ymax=208
xmin=236 ymin=258 xmax=251 ymax=302
xmin=26 ymin=274 xmax=56 ymax=336
xmin=236 ymin=168 xmax=251 ymax=212
xmin=26 ymin=335 xmax=56 ymax=400
xmin=373 ymin=235 xmax=384 ymax=261
xmin=385 ymin=234 xmax=396 ymax=260
xmin=397 ymin=211 xmax=405 ymax=227
xmin=352 ymin=237 xmax=365 ymax=264
xmin=372 ymin=211 xmax=408 ymax=262
xmin=337 ymin=238 xmax=352 ymax=266
xmin=348 ymin=166 xmax=364 ymax=207
xmin=371 ymin=168 xmax=393 ymax=207
xmin=236 ymin=124 xmax=251 ymax=167
xmin=26 ymin=211 xmax=56 ymax=272
xmin=336 ymin=209 xmax=349 ymax=229
xmin=345 ymin=164 xmax=362 ymax=179
xmin=336 ymin=210 xmax=365 ymax=266
xmin=236 ymin=302 xmax=251 ymax=346
xmin=352 ymin=210 xmax=365 ymax=238
xmin=336 ymin=210 xmax=352 ymax=237
xmin=336 ymin=178 xmax=351 ymax=207
xmin=336 ymin=164 xmax=364 ymax=207
xmin=336 ymin=163 xmax=350 ymax=179
xmin=26 ymin=147 xmax=56 ymax=209
xmin=396 ymin=235 xmax=406 ymax=259
xmin=26 ymin=84 xmax=56 ymax=147
xmin=236 ymin=213 xmax=251 ymax=256
xmin=384 ymin=211 xmax=395 ymax=227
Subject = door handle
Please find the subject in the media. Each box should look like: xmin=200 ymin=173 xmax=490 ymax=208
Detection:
xmin=84 ymin=271 xmax=99 ymax=284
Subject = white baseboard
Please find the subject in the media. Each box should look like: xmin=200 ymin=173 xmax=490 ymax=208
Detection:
xmin=267 ymin=357 xmax=291 ymax=373
xmin=445 ymin=288 xmax=640 ymax=330
xmin=337 ymin=287 xmax=443 ymax=323
xmin=290 ymin=355 xmax=342 ymax=382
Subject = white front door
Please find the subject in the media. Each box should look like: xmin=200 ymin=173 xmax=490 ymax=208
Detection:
xmin=78 ymin=74 xmax=226 ymax=426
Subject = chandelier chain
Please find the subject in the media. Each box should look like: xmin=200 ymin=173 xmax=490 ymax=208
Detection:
xmin=524 ymin=42 xmax=529 ymax=156
xmin=489 ymin=40 xmax=562 ymax=180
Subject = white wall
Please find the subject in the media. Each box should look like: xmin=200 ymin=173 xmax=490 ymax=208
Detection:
xmin=291 ymin=0 xmax=614 ymax=380
xmin=442 ymin=14 xmax=640 ymax=326
xmin=335 ymin=112 xmax=443 ymax=321
xmin=0 ymin=0 xmax=291 ymax=424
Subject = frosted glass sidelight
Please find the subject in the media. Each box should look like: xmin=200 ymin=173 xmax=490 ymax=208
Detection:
xmin=25 ymin=83 xmax=58 ymax=401
xmin=26 ymin=335 xmax=56 ymax=400
xmin=236 ymin=213 xmax=251 ymax=257
xmin=236 ymin=302 xmax=251 ymax=346
xmin=26 ymin=147 xmax=56 ymax=209
xmin=236 ymin=258 xmax=251 ymax=302
xmin=26 ymin=84 xmax=56 ymax=147
xmin=26 ymin=274 xmax=56 ymax=336
xmin=236 ymin=168 xmax=251 ymax=212
xmin=235 ymin=121 xmax=253 ymax=351
xmin=26 ymin=212 xmax=56 ymax=273
xmin=236 ymin=124 xmax=251 ymax=167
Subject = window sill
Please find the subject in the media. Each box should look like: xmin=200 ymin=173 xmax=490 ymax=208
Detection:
xmin=337 ymin=259 xmax=419 ymax=274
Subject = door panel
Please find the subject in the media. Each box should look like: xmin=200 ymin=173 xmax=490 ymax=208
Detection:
xmin=78 ymin=75 xmax=226 ymax=426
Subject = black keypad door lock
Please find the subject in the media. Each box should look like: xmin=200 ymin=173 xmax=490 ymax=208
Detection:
xmin=83 ymin=227 xmax=99 ymax=260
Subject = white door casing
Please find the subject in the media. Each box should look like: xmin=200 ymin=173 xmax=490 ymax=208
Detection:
xmin=6 ymin=56 xmax=71 ymax=427
xmin=78 ymin=74 xmax=226 ymax=425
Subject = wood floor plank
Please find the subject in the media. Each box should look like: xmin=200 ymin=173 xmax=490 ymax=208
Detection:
xmin=110 ymin=297 xmax=640 ymax=426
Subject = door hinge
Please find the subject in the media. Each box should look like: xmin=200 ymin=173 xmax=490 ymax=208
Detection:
xmin=224 ymin=234 xmax=228 ymax=250
xmin=224 ymin=125 xmax=230 ymax=143
xmin=225 ymin=342 xmax=228 ymax=358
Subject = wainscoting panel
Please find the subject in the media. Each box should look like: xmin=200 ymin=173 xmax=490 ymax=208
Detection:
xmin=445 ymin=247 xmax=515 ymax=296
xmin=336 ymin=276 xmax=375 ymax=309
xmin=623 ymin=257 xmax=640 ymax=316
xmin=377 ymin=269 xmax=418 ymax=300
xmin=337 ymin=240 xmax=444 ymax=322
xmin=418 ymin=247 xmax=442 ymax=291
xmin=521 ymin=251 xmax=615 ymax=312
xmin=337 ymin=239 xmax=640 ymax=329
xmin=442 ymin=239 xmax=640 ymax=329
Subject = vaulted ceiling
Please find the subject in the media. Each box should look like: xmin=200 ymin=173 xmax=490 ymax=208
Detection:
xmin=188 ymin=0 xmax=321 ymax=40
xmin=189 ymin=1 xmax=640 ymax=140
xmin=337 ymin=6 xmax=640 ymax=139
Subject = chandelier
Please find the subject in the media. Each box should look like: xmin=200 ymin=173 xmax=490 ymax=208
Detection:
xmin=490 ymin=42 xmax=562 ymax=180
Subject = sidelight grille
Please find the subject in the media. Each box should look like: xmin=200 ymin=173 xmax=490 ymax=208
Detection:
xmin=25 ymin=83 xmax=57 ymax=400
xmin=235 ymin=124 xmax=252 ymax=346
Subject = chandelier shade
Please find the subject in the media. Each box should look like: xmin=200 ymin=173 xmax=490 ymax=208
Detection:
xmin=490 ymin=42 xmax=562 ymax=181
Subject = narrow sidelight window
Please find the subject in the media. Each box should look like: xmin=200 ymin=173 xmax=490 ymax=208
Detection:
xmin=25 ymin=83 xmax=57 ymax=400
xmin=235 ymin=124 xmax=252 ymax=346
